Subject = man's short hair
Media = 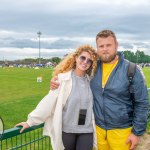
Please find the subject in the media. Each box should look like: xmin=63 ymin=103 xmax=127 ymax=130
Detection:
xmin=96 ymin=30 xmax=117 ymax=42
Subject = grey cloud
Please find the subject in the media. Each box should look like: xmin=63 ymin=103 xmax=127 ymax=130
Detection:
xmin=0 ymin=37 xmax=84 ymax=49
xmin=144 ymin=49 xmax=150 ymax=55
xmin=10 ymin=39 xmax=37 ymax=48
xmin=49 ymin=39 xmax=81 ymax=49
xmin=0 ymin=0 xmax=150 ymax=60
xmin=119 ymin=41 xmax=150 ymax=50
xmin=0 ymin=2 xmax=150 ymax=40
xmin=119 ymin=42 xmax=133 ymax=49
xmin=0 ymin=38 xmax=36 ymax=48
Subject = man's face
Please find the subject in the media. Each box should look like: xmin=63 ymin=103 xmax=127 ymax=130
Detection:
xmin=96 ymin=36 xmax=118 ymax=63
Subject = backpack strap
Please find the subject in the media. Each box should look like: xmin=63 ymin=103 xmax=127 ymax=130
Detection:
xmin=127 ymin=62 xmax=136 ymax=97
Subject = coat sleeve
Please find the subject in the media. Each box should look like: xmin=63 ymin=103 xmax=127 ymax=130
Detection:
xmin=132 ymin=66 xmax=149 ymax=136
xmin=27 ymin=88 xmax=60 ymax=127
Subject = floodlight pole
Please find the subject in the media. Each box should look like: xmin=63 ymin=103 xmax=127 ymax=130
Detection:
xmin=37 ymin=31 xmax=42 ymax=64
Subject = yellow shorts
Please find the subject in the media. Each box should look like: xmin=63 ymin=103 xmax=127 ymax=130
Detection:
xmin=96 ymin=126 xmax=132 ymax=150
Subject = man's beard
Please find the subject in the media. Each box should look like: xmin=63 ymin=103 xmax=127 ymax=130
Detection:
xmin=100 ymin=53 xmax=117 ymax=63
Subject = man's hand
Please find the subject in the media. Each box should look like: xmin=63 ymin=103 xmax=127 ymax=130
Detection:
xmin=126 ymin=133 xmax=140 ymax=150
xmin=50 ymin=76 xmax=59 ymax=90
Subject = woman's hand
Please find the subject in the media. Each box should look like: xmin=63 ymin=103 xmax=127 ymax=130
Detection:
xmin=15 ymin=122 xmax=30 ymax=133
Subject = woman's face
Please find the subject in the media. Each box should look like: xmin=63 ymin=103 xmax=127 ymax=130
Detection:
xmin=75 ymin=51 xmax=93 ymax=72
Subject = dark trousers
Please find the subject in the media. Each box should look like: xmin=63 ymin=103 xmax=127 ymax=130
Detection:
xmin=62 ymin=131 xmax=93 ymax=150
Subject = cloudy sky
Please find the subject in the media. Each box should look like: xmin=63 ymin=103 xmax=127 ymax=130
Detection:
xmin=0 ymin=0 xmax=150 ymax=60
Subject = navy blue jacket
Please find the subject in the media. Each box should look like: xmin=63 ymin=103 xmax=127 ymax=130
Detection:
xmin=90 ymin=52 xmax=149 ymax=136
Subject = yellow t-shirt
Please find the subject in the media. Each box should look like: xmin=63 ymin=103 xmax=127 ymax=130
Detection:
xmin=102 ymin=59 xmax=118 ymax=88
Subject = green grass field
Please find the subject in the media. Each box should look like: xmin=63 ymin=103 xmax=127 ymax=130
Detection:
xmin=0 ymin=67 xmax=53 ymax=129
xmin=0 ymin=67 xmax=150 ymax=130
xmin=143 ymin=67 xmax=150 ymax=130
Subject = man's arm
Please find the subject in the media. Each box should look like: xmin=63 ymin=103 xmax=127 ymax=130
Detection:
xmin=126 ymin=66 xmax=149 ymax=150
xmin=50 ymin=76 xmax=60 ymax=90
xmin=132 ymin=66 xmax=149 ymax=136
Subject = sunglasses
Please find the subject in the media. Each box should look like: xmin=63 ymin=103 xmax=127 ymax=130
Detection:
xmin=79 ymin=56 xmax=93 ymax=65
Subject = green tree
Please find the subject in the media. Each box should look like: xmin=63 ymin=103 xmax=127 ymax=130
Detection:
xmin=51 ymin=57 xmax=61 ymax=64
xmin=123 ymin=50 xmax=136 ymax=62
xmin=123 ymin=50 xmax=150 ymax=63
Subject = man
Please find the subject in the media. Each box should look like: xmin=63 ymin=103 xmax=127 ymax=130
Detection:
xmin=50 ymin=30 xmax=149 ymax=150
xmin=90 ymin=30 xmax=149 ymax=150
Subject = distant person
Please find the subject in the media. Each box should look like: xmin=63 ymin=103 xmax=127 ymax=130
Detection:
xmin=16 ymin=45 xmax=98 ymax=150
xmin=141 ymin=63 xmax=144 ymax=68
xmin=50 ymin=30 xmax=149 ymax=150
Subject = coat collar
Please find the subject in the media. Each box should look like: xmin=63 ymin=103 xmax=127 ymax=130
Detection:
xmin=58 ymin=70 xmax=90 ymax=81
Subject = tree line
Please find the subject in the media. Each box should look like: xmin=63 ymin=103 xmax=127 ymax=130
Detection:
xmin=123 ymin=50 xmax=150 ymax=63
xmin=0 ymin=57 xmax=61 ymax=66
xmin=1 ymin=51 xmax=150 ymax=66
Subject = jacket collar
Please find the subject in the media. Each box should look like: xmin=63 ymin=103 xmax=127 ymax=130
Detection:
xmin=58 ymin=70 xmax=90 ymax=81
xmin=117 ymin=51 xmax=124 ymax=66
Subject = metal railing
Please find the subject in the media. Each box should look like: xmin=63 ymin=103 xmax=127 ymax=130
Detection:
xmin=0 ymin=123 xmax=51 ymax=150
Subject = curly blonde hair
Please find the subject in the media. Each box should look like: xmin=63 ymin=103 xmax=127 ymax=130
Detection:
xmin=53 ymin=45 xmax=97 ymax=78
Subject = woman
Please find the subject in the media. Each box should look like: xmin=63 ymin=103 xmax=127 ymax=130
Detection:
xmin=16 ymin=45 xmax=98 ymax=150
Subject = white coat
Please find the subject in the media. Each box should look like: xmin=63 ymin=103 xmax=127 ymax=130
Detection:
xmin=27 ymin=70 xmax=97 ymax=150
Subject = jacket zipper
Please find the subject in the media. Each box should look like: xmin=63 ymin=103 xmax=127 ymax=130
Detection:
xmin=102 ymin=87 xmax=108 ymax=140
xmin=102 ymin=65 xmax=118 ymax=140
xmin=101 ymin=54 xmax=121 ymax=140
